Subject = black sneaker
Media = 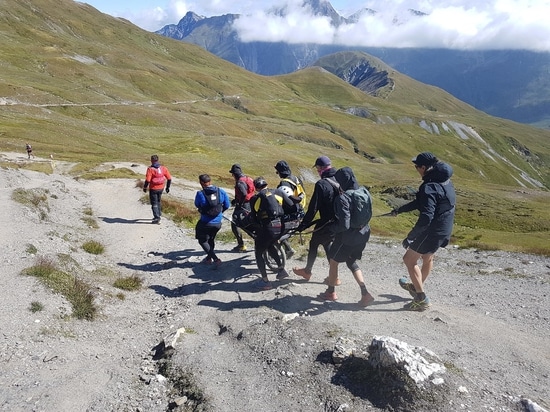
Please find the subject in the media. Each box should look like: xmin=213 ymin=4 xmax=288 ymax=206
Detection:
xmin=276 ymin=269 xmax=289 ymax=280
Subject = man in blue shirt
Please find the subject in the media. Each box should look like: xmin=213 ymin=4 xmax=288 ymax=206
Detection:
xmin=194 ymin=174 xmax=231 ymax=267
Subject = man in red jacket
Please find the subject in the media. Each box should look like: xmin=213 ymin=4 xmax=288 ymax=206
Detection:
xmin=143 ymin=155 xmax=172 ymax=224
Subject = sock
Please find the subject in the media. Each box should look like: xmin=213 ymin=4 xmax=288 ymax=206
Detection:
xmin=417 ymin=292 xmax=426 ymax=301
xmin=326 ymin=286 xmax=335 ymax=293
xmin=360 ymin=284 xmax=368 ymax=295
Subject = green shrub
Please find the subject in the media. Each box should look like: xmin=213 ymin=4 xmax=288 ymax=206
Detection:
xmin=113 ymin=275 xmax=143 ymax=291
xmin=82 ymin=240 xmax=105 ymax=255
xmin=29 ymin=301 xmax=44 ymax=313
xmin=22 ymin=257 xmax=97 ymax=320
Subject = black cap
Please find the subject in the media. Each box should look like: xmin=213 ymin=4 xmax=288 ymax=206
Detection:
xmin=274 ymin=160 xmax=291 ymax=176
xmin=412 ymin=152 xmax=438 ymax=167
xmin=229 ymin=164 xmax=242 ymax=175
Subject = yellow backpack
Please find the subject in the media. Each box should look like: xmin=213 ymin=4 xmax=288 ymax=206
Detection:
xmin=281 ymin=177 xmax=306 ymax=209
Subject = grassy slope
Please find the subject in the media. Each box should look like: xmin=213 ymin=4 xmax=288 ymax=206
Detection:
xmin=1 ymin=0 xmax=549 ymax=254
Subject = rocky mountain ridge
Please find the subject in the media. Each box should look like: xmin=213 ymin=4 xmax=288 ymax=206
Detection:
xmin=155 ymin=1 xmax=550 ymax=127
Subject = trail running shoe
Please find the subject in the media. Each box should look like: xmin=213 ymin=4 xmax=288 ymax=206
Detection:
xmin=276 ymin=268 xmax=289 ymax=280
xmin=152 ymin=218 xmax=160 ymax=224
xmin=399 ymin=277 xmax=417 ymax=298
xmin=232 ymin=244 xmax=247 ymax=253
xmin=323 ymin=276 xmax=341 ymax=286
xmin=213 ymin=258 xmax=222 ymax=269
xmin=404 ymin=297 xmax=431 ymax=312
xmin=252 ymin=279 xmax=273 ymax=291
xmin=317 ymin=291 xmax=338 ymax=302
xmin=292 ymin=267 xmax=312 ymax=281
xmin=200 ymin=257 xmax=212 ymax=265
xmin=358 ymin=293 xmax=375 ymax=307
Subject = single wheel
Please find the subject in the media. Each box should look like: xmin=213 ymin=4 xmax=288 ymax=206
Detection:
xmin=264 ymin=242 xmax=286 ymax=272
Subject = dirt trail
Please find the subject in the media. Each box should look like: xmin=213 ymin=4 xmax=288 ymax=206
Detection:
xmin=0 ymin=152 xmax=548 ymax=411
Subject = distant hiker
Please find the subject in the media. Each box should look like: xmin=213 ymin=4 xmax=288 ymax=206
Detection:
xmin=229 ymin=164 xmax=255 ymax=252
xmin=274 ymin=160 xmax=306 ymax=258
xmin=319 ymin=167 xmax=375 ymax=307
xmin=143 ymin=155 xmax=172 ymax=224
xmin=392 ymin=152 xmax=456 ymax=311
xmin=26 ymin=143 xmax=34 ymax=159
xmin=249 ymin=177 xmax=294 ymax=290
xmin=194 ymin=174 xmax=230 ymax=267
xmin=292 ymin=155 xmax=338 ymax=283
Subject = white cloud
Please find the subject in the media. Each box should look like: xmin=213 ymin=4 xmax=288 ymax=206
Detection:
xmin=85 ymin=0 xmax=550 ymax=51
xmin=232 ymin=0 xmax=550 ymax=51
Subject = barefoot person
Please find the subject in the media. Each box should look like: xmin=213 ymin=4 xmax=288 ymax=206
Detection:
xmin=392 ymin=152 xmax=456 ymax=311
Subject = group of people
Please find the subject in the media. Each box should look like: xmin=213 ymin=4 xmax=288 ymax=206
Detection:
xmin=142 ymin=151 xmax=456 ymax=311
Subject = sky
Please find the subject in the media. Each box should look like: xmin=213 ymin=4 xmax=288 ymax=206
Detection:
xmin=79 ymin=0 xmax=550 ymax=52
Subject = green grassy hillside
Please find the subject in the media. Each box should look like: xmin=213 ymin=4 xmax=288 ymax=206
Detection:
xmin=1 ymin=0 xmax=549 ymax=254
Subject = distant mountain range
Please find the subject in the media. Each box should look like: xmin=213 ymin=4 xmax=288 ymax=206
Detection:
xmin=156 ymin=1 xmax=550 ymax=129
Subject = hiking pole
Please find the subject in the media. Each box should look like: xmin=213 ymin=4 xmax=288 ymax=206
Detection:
xmin=222 ymin=214 xmax=257 ymax=239
xmin=376 ymin=211 xmax=396 ymax=217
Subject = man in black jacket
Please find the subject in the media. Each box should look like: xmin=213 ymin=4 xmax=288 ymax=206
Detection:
xmin=293 ymin=156 xmax=338 ymax=283
xmin=393 ymin=152 xmax=456 ymax=311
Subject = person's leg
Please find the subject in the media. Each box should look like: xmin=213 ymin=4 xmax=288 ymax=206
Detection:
xmin=304 ymin=231 xmax=322 ymax=272
xmin=346 ymin=258 xmax=374 ymax=306
xmin=281 ymin=238 xmax=295 ymax=256
xmin=403 ymin=248 xmax=424 ymax=292
xmin=266 ymin=243 xmax=282 ymax=268
xmin=209 ymin=226 xmax=221 ymax=261
xmin=254 ymin=238 xmax=270 ymax=281
xmin=231 ymin=221 xmax=243 ymax=243
xmin=402 ymin=249 xmax=432 ymax=310
xmin=346 ymin=259 xmax=364 ymax=285
xmin=327 ymin=258 xmax=339 ymax=285
xmin=149 ymin=190 xmax=161 ymax=220
xmin=196 ymin=221 xmax=212 ymax=262
xmin=420 ymin=253 xmax=434 ymax=283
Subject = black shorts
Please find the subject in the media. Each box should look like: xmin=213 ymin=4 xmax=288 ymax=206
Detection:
xmin=328 ymin=237 xmax=368 ymax=263
xmin=410 ymin=234 xmax=449 ymax=255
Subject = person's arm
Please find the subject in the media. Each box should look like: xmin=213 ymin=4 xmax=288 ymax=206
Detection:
xmin=331 ymin=193 xmax=351 ymax=234
xmin=235 ymin=180 xmax=248 ymax=205
xmin=406 ymin=186 xmax=437 ymax=240
xmin=302 ymin=183 xmax=321 ymax=225
xmin=194 ymin=191 xmax=201 ymax=209
xmin=143 ymin=167 xmax=151 ymax=191
xmin=163 ymin=167 xmax=172 ymax=192
xmin=221 ymin=189 xmax=231 ymax=212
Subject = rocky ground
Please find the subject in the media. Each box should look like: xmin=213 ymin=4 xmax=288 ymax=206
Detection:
xmin=0 ymin=151 xmax=549 ymax=412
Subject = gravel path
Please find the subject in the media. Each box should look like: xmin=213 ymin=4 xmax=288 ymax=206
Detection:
xmin=1 ymin=152 xmax=549 ymax=412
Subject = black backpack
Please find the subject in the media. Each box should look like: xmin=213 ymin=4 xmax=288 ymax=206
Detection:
xmin=258 ymin=190 xmax=284 ymax=220
xmin=202 ymin=188 xmax=223 ymax=217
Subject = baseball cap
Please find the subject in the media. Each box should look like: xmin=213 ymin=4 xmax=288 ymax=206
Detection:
xmin=412 ymin=152 xmax=437 ymax=167
xmin=313 ymin=156 xmax=331 ymax=168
